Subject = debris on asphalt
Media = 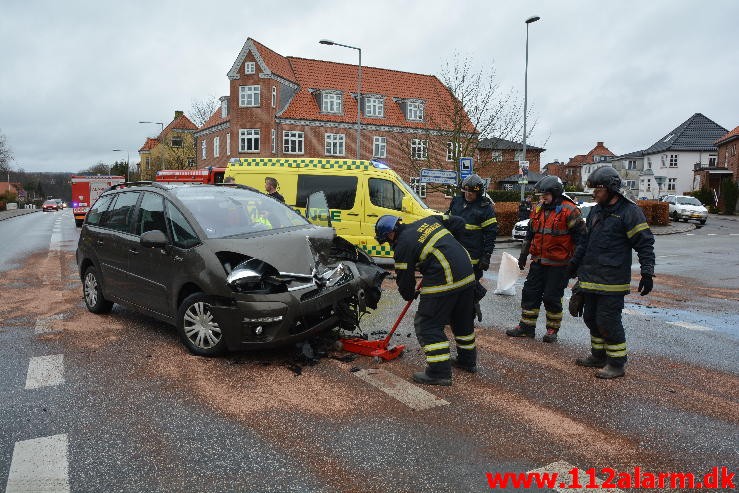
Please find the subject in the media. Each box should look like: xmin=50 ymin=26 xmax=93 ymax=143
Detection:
xmin=331 ymin=354 xmax=358 ymax=363
xmin=349 ymin=367 xmax=361 ymax=372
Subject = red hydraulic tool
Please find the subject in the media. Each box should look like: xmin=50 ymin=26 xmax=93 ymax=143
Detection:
xmin=339 ymin=281 xmax=421 ymax=361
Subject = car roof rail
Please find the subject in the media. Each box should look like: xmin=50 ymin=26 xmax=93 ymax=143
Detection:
xmin=215 ymin=182 xmax=261 ymax=194
xmin=107 ymin=181 xmax=169 ymax=191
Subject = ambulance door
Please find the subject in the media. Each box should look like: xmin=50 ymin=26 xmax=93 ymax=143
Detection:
xmin=295 ymin=174 xmax=361 ymax=243
xmin=362 ymin=177 xmax=406 ymax=261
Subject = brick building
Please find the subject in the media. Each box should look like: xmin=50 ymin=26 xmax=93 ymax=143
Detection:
xmin=195 ymin=38 xmax=477 ymax=203
xmin=715 ymin=126 xmax=739 ymax=178
xmin=474 ymin=137 xmax=544 ymax=189
xmin=137 ymin=111 xmax=198 ymax=181
xmin=691 ymin=125 xmax=739 ymax=209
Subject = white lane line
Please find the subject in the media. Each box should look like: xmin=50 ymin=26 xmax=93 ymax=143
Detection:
xmin=5 ymin=434 xmax=70 ymax=493
xmin=34 ymin=315 xmax=64 ymax=334
xmin=730 ymin=233 xmax=739 ymax=236
xmin=666 ymin=321 xmax=711 ymax=332
xmin=528 ymin=460 xmax=623 ymax=492
xmin=707 ymin=233 xmax=717 ymax=236
xmin=353 ymin=369 xmax=449 ymax=411
xmin=25 ymin=355 xmax=65 ymax=389
xmin=686 ymin=233 xmax=695 ymax=236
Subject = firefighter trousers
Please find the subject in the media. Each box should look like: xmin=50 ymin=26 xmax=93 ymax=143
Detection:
xmin=414 ymin=285 xmax=476 ymax=378
xmin=582 ymin=293 xmax=627 ymax=367
xmin=519 ymin=261 xmax=568 ymax=332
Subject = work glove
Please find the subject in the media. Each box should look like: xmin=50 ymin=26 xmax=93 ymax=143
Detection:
xmin=478 ymin=255 xmax=491 ymax=272
xmin=569 ymin=290 xmax=585 ymax=317
xmin=566 ymin=262 xmax=579 ymax=279
xmin=414 ymin=290 xmax=421 ymax=300
xmin=638 ymin=274 xmax=653 ymax=296
xmin=518 ymin=254 xmax=527 ymax=270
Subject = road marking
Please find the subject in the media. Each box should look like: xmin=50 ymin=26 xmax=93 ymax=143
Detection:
xmin=25 ymin=355 xmax=65 ymax=389
xmin=353 ymin=369 xmax=449 ymax=411
xmin=730 ymin=233 xmax=739 ymax=236
xmin=707 ymin=233 xmax=717 ymax=236
xmin=666 ymin=321 xmax=711 ymax=332
xmin=686 ymin=233 xmax=694 ymax=236
xmin=5 ymin=434 xmax=70 ymax=493
xmin=34 ymin=315 xmax=64 ymax=334
xmin=622 ymin=308 xmax=639 ymax=315
xmin=528 ymin=460 xmax=623 ymax=492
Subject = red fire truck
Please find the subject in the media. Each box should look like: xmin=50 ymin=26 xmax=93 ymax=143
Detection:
xmin=154 ymin=167 xmax=225 ymax=184
xmin=71 ymin=175 xmax=125 ymax=226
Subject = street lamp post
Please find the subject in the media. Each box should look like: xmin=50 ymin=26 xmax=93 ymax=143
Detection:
xmin=139 ymin=121 xmax=164 ymax=135
xmin=320 ymin=39 xmax=362 ymax=160
xmin=112 ymin=149 xmax=130 ymax=182
xmin=521 ymin=15 xmax=540 ymax=202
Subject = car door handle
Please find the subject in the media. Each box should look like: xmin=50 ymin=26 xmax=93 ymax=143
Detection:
xmin=96 ymin=240 xmax=104 ymax=246
xmin=367 ymin=214 xmax=378 ymax=218
xmin=128 ymin=248 xmax=140 ymax=255
xmin=346 ymin=212 xmax=359 ymax=216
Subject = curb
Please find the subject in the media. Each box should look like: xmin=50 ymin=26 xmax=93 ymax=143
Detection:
xmin=0 ymin=209 xmax=40 ymax=221
xmin=651 ymin=222 xmax=696 ymax=235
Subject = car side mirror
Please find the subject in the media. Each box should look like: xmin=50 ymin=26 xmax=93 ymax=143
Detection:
xmin=401 ymin=195 xmax=412 ymax=213
xmin=140 ymin=230 xmax=169 ymax=248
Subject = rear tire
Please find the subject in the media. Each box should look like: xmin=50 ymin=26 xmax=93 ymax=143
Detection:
xmin=83 ymin=266 xmax=113 ymax=314
xmin=177 ymin=293 xmax=226 ymax=356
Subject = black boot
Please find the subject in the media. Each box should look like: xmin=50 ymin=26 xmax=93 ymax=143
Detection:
xmin=542 ymin=328 xmax=558 ymax=343
xmin=596 ymin=364 xmax=625 ymax=379
xmin=575 ymin=354 xmax=607 ymax=368
xmin=451 ymin=357 xmax=478 ymax=374
xmin=506 ymin=325 xmax=535 ymax=338
xmin=412 ymin=371 xmax=452 ymax=386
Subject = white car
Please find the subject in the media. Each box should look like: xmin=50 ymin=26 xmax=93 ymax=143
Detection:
xmin=512 ymin=201 xmax=596 ymax=242
xmin=662 ymin=195 xmax=708 ymax=224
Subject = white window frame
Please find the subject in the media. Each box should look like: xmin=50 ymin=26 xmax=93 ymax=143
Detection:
xmin=221 ymin=100 xmax=228 ymax=118
xmin=627 ymin=160 xmax=637 ymax=170
xmin=201 ymin=140 xmax=206 ymax=160
xmin=239 ymin=85 xmax=260 ymax=107
xmin=226 ymin=133 xmax=231 ymax=155
xmin=708 ymin=153 xmax=717 ymax=166
xmin=321 ymin=92 xmax=343 ymax=114
xmin=406 ymin=101 xmax=424 ymax=121
xmin=271 ymin=129 xmax=276 ymax=153
xmin=625 ymin=180 xmax=637 ymax=189
xmin=271 ymin=86 xmax=277 ymax=108
xmin=669 ymin=154 xmax=678 ymax=168
xmin=283 ymin=131 xmax=304 ymax=154
xmin=411 ymin=139 xmax=428 ymax=160
xmin=667 ymin=178 xmax=677 ymax=191
xmin=373 ymin=136 xmax=387 ymax=158
xmin=409 ymin=177 xmax=427 ymax=198
xmin=492 ymin=150 xmax=503 ymax=162
xmin=446 ymin=142 xmax=462 ymax=162
xmin=213 ymin=136 xmax=220 ymax=158
xmin=364 ymin=96 xmax=384 ymax=118
xmin=244 ymin=61 xmax=256 ymax=74
xmin=239 ymin=129 xmax=260 ymax=153
xmin=325 ymin=133 xmax=345 ymax=156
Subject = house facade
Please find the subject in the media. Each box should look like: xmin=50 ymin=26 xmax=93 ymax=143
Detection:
xmin=474 ymin=137 xmax=544 ymax=190
xmin=714 ymin=126 xmax=738 ymax=178
xmin=566 ymin=142 xmax=617 ymax=190
xmin=137 ymin=111 xmax=198 ymax=181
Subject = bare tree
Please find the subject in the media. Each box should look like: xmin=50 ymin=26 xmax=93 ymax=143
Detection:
xmin=0 ymin=130 xmax=14 ymax=175
xmin=189 ymin=96 xmax=219 ymax=127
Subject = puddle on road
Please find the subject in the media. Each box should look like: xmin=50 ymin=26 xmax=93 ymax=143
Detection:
xmin=625 ymin=303 xmax=739 ymax=337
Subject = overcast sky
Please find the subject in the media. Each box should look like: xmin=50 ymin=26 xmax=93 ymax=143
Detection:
xmin=1 ymin=0 xmax=737 ymax=173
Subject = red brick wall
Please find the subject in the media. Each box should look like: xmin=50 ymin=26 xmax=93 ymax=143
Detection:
xmin=717 ymin=140 xmax=738 ymax=178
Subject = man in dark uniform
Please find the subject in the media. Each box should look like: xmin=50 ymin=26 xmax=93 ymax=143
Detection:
xmin=375 ymin=214 xmax=476 ymax=386
xmin=569 ymin=166 xmax=655 ymax=379
xmin=264 ymin=177 xmax=285 ymax=203
xmin=507 ymin=176 xmax=585 ymax=342
xmin=446 ymin=174 xmax=498 ymax=322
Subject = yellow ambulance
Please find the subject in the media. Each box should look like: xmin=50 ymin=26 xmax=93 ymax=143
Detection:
xmin=225 ymin=157 xmax=438 ymax=263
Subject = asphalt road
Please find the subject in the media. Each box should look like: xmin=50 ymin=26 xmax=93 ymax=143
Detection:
xmin=0 ymin=210 xmax=736 ymax=492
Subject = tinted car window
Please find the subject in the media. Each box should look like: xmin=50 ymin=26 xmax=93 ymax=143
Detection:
xmin=172 ymin=186 xmax=308 ymax=239
xmin=101 ymin=192 xmax=140 ymax=233
xmin=368 ymin=178 xmax=403 ymax=211
xmin=135 ymin=193 xmax=167 ymax=236
xmin=165 ymin=200 xmax=200 ymax=249
xmin=86 ymin=195 xmax=114 ymax=225
xmin=296 ymin=175 xmax=357 ymax=210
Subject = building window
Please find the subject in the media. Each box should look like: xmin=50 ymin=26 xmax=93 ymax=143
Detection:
xmin=245 ymin=61 xmax=256 ymax=74
xmin=239 ymin=129 xmax=260 ymax=153
xmin=708 ymin=154 xmax=717 ymax=166
xmin=283 ymin=131 xmax=304 ymax=154
xmin=503 ymin=183 xmax=514 ymax=191
xmin=646 ymin=157 xmax=652 ymax=169
xmin=373 ymin=136 xmax=387 ymax=158
xmin=226 ymin=133 xmax=231 ymax=155
xmin=213 ymin=136 xmax=220 ymax=158
xmin=271 ymin=86 xmax=277 ymax=108
xmin=625 ymin=180 xmax=636 ymax=189
xmin=627 ymin=160 xmax=637 ymax=170
xmin=667 ymin=178 xmax=677 ymax=191
xmin=446 ymin=142 xmax=462 ymax=162
xmin=201 ymin=140 xmax=206 ymax=160
xmin=364 ymin=96 xmax=384 ymax=118
xmin=239 ymin=85 xmax=260 ymax=107
xmin=409 ymin=177 xmax=427 ymax=198
xmin=411 ymin=139 xmax=428 ymax=160
xmin=669 ymin=154 xmax=678 ymax=167
xmin=492 ymin=150 xmax=503 ymax=162
xmin=221 ymin=100 xmax=228 ymax=118
xmin=406 ymin=101 xmax=424 ymax=121
xmin=321 ymin=92 xmax=342 ymax=114
xmin=271 ymin=129 xmax=276 ymax=153
xmin=171 ymin=136 xmax=183 ymax=148
xmin=145 ymin=156 xmax=150 ymax=168
xmin=325 ymin=133 xmax=345 ymax=156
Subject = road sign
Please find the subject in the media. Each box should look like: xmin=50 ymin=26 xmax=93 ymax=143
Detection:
xmin=518 ymin=179 xmax=529 ymax=185
xmin=419 ymin=168 xmax=458 ymax=185
xmin=459 ymin=157 xmax=474 ymax=182
xmin=519 ymin=160 xmax=530 ymax=176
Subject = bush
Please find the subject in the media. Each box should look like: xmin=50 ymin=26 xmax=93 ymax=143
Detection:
xmin=489 ymin=190 xmax=524 ymax=203
xmin=688 ymin=188 xmax=714 ymax=208
xmin=493 ymin=202 xmax=519 ymax=236
xmin=721 ymin=180 xmax=738 ymax=215
xmin=636 ymin=200 xmax=669 ymax=226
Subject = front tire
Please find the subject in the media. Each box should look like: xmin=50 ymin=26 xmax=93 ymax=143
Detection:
xmin=699 ymin=219 xmax=706 ymax=225
xmin=177 ymin=293 xmax=226 ymax=356
xmin=83 ymin=266 xmax=113 ymax=314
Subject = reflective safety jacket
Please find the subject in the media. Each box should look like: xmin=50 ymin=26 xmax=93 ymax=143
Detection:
xmin=573 ymin=197 xmax=655 ymax=295
xmin=446 ymin=194 xmax=498 ymax=264
xmin=393 ymin=216 xmax=475 ymax=300
xmin=527 ymin=197 xmax=584 ymax=266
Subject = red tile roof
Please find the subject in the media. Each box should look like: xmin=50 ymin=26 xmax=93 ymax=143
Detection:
xmin=138 ymin=137 xmax=159 ymax=152
xmin=200 ymin=108 xmax=230 ymax=131
xmin=566 ymin=142 xmax=616 ymax=166
xmin=161 ymin=114 xmax=197 ymax=137
xmin=715 ymin=126 xmax=739 ymax=145
xmin=251 ymin=39 xmax=295 ymax=82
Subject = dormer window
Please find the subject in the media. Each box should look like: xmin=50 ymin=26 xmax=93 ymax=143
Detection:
xmin=364 ymin=96 xmax=384 ymax=118
xmin=406 ymin=101 xmax=424 ymax=121
xmin=171 ymin=136 xmax=183 ymax=148
xmin=321 ymin=92 xmax=343 ymax=114
xmin=221 ymin=99 xmax=228 ymax=118
xmin=245 ymin=62 xmax=256 ymax=74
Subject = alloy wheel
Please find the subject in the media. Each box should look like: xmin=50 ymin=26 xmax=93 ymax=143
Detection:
xmin=183 ymin=302 xmax=222 ymax=349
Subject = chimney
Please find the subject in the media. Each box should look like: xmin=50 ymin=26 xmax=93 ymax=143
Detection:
xmin=175 ymin=110 xmax=184 ymax=119
xmin=597 ymin=141 xmax=604 ymax=147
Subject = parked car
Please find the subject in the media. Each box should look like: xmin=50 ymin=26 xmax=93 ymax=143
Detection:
xmin=76 ymin=182 xmax=387 ymax=356
xmin=42 ymin=200 xmax=59 ymax=211
xmin=512 ymin=201 xmax=596 ymax=242
xmin=662 ymin=195 xmax=708 ymax=224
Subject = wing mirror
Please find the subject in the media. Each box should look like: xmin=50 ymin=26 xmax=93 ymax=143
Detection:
xmin=140 ymin=230 xmax=168 ymax=248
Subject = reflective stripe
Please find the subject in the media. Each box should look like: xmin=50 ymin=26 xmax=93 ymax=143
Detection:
xmin=455 ymin=333 xmax=475 ymax=342
xmin=470 ymin=258 xmax=479 ymax=265
xmin=545 ymin=311 xmax=563 ymax=320
xmin=395 ymin=262 xmax=408 ymax=270
xmin=606 ymin=349 xmax=627 ymax=357
xmin=465 ymin=224 xmax=481 ymax=230
xmin=591 ymin=336 xmax=605 ymax=343
xmin=580 ymin=281 xmax=631 ymax=292
xmin=423 ymin=341 xmax=450 ymax=352
xmin=520 ymin=317 xmax=537 ymax=325
xmin=419 ymin=229 xmax=450 ymax=262
xmin=431 ymin=249 xmax=453 ymax=284
xmin=481 ymin=217 xmax=498 ymax=228
xmin=522 ymin=308 xmax=540 ymax=316
xmin=606 ymin=342 xmax=627 ymax=351
xmin=456 ymin=343 xmax=476 ymax=350
xmin=420 ymin=274 xmax=475 ymax=294
xmin=626 ymin=222 xmax=649 ymax=239
xmin=591 ymin=342 xmax=605 ymax=350
xmin=426 ymin=354 xmax=451 ymax=363
xmin=546 ymin=321 xmax=561 ymax=329
xmin=532 ymin=227 xmax=570 ymax=236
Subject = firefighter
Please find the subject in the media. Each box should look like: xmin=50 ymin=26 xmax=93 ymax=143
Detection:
xmin=446 ymin=174 xmax=498 ymax=322
xmin=507 ymin=176 xmax=585 ymax=342
xmin=570 ymin=166 xmax=655 ymax=379
xmin=375 ymin=214 xmax=477 ymax=386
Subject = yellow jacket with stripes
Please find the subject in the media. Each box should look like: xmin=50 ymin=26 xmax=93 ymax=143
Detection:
xmin=393 ymin=216 xmax=475 ymax=300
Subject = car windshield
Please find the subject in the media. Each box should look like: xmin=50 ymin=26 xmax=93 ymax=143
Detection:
xmin=397 ymin=177 xmax=429 ymax=209
xmin=173 ymin=186 xmax=309 ymax=238
xmin=44 ymin=200 xmax=55 ymax=205
xmin=677 ymin=196 xmax=702 ymax=206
